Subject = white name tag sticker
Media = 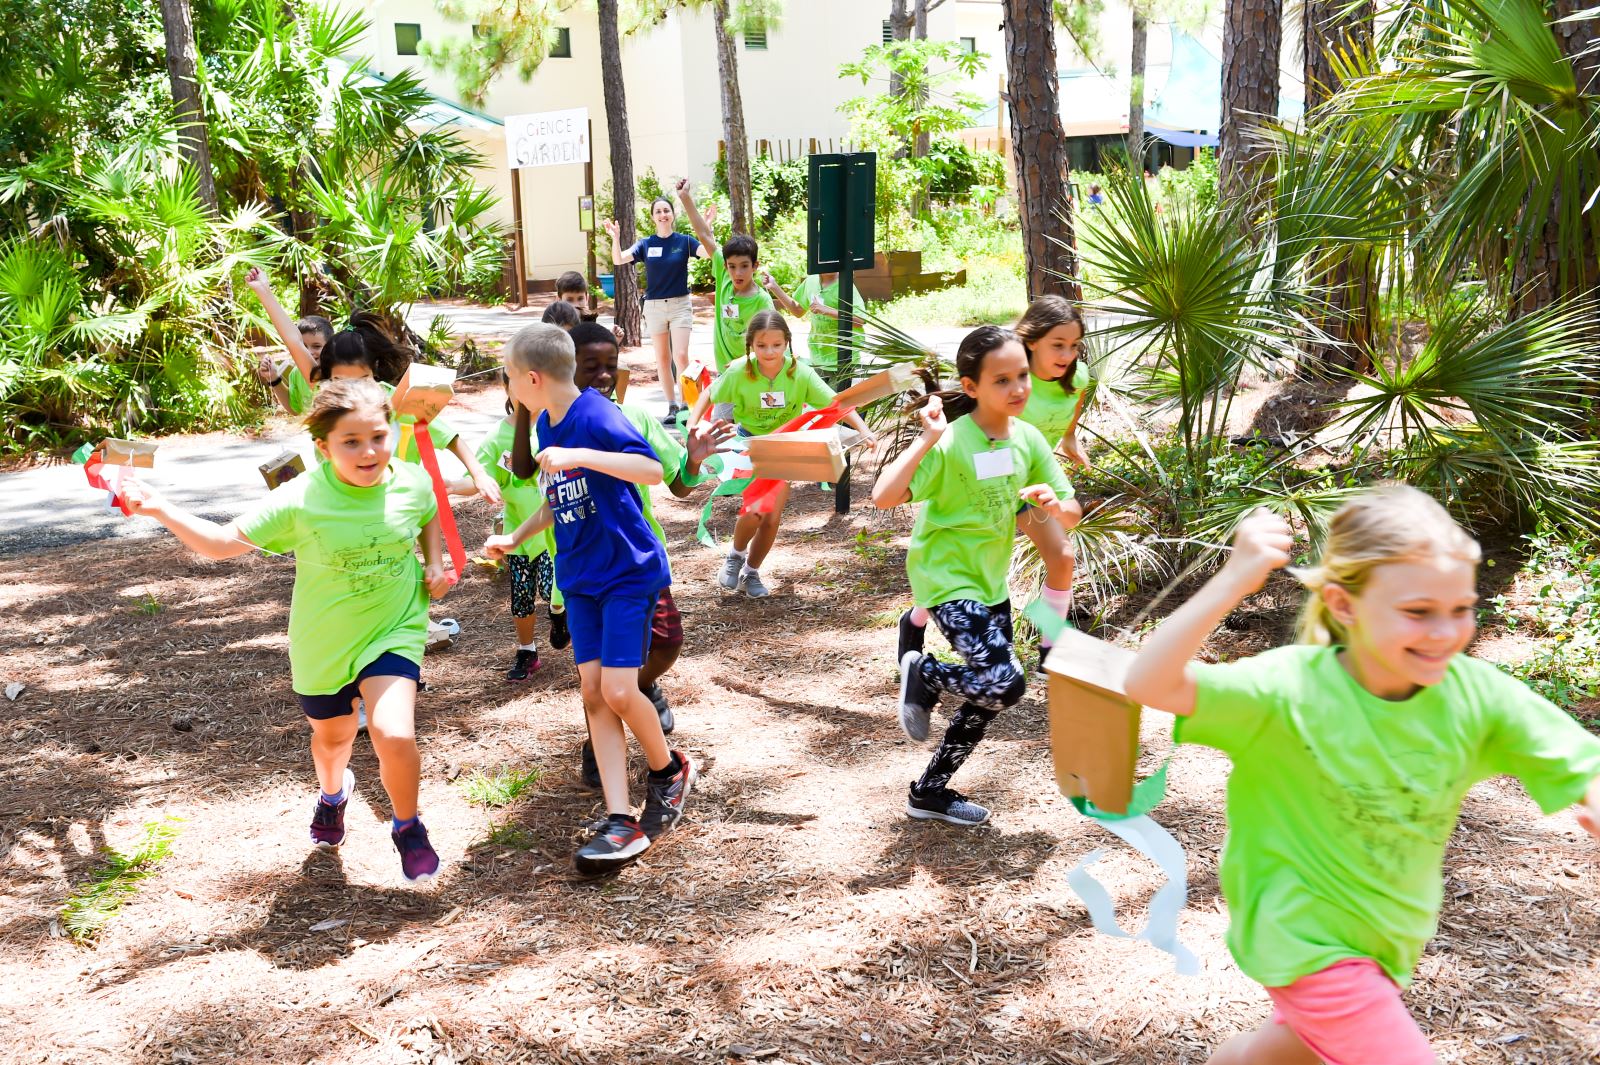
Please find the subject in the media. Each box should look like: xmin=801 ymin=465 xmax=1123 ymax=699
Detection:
xmin=721 ymin=302 xmax=739 ymax=319
xmin=760 ymin=391 xmax=786 ymax=409
xmin=973 ymin=447 xmax=1015 ymax=481
xmin=646 ymin=246 xmax=663 ymax=258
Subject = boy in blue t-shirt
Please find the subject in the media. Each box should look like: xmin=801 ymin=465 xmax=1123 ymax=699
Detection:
xmin=485 ymin=323 xmax=694 ymax=875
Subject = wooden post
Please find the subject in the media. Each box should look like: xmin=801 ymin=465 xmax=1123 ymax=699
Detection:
xmin=509 ymin=166 xmax=529 ymax=309
xmin=585 ymin=118 xmax=598 ymax=311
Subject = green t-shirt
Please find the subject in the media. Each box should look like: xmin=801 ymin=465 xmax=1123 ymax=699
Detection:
xmin=791 ymin=274 xmax=865 ymax=372
xmin=712 ymin=249 xmax=774 ymax=372
xmin=1019 ymin=362 xmax=1092 ymax=445
xmin=1183 ymin=644 xmax=1600 ymax=990
xmin=905 ymin=415 xmax=1073 ymax=607
xmin=238 ymin=461 xmax=438 ymax=695
xmin=708 ymin=354 xmax=835 ymax=436
xmin=475 ymin=417 xmax=553 ymax=560
xmin=284 ymin=366 xmax=312 ymax=416
xmin=619 ymin=401 xmax=684 ymax=580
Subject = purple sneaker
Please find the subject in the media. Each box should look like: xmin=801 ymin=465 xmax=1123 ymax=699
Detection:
xmin=310 ymin=769 xmax=355 ymax=848
xmin=392 ymin=819 xmax=441 ymax=884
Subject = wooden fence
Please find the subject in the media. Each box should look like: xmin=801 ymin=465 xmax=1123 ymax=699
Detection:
xmin=717 ymin=134 xmax=1010 ymax=163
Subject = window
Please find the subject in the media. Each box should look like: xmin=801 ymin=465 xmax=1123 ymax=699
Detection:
xmin=960 ymin=36 xmax=977 ymax=54
xmin=549 ymin=26 xmax=572 ymax=58
xmin=882 ymin=19 xmax=893 ymax=43
xmin=743 ymin=23 xmax=767 ymax=49
xmin=394 ymin=23 xmax=421 ymax=55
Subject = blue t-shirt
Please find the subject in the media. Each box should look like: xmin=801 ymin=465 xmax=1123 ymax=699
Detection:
xmin=535 ymin=388 xmax=671 ymax=599
xmin=629 ymin=231 xmax=699 ymax=301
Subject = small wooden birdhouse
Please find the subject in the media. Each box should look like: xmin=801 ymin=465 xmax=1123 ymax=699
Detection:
xmin=1042 ymin=628 xmax=1144 ymax=815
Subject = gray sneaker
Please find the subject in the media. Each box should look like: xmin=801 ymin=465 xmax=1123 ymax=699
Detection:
xmin=898 ymin=651 xmax=936 ymax=742
xmin=741 ymin=570 xmax=771 ymax=598
xmin=907 ymin=786 xmax=991 ymax=826
xmin=717 ymin=553 xmax=744 ymax=590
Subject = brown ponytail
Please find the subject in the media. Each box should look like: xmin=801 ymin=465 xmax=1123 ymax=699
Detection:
xmin=908 ymin=325 xmax=1019 ymax=423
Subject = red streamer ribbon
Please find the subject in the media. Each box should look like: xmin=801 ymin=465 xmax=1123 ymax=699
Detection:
xmin=83 ymin=450 xmax=132 ymax=516
xmin=412 ymin=421 xmax=465 ymax=586
xmin=739 ymin=405 xmax=855 ymax=516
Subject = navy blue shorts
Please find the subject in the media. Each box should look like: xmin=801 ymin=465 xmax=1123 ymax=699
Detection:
xmin=297 ymin=652 xmax=421 ymax=720
xmin=565 ymin=590 xmax=660 ymax=669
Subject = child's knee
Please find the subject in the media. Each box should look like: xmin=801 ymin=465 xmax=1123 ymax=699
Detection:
xmin=994 ymin=661 xmax=1027 ymax=708
xmin=600 ymin=676 xmax=638 ymax=713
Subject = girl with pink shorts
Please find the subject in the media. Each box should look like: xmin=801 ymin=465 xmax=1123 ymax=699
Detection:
xmin=1123 ymin=488 xmax=1600 ymax=1065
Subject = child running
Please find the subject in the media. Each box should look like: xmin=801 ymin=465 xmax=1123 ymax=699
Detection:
xmin=122 ymin=379 xmax=452 ymax=883
xmin=872 ymin=325 xmax=1081 ymax=826
xmin=568 ymin=321 xmax=734 ymax=781
xmin=686 ymin=310 xmax=875 ymax=598
xmin=256 ymin=315 xmax=331 ymax=416
xmin=899 ymin=296 xmax=1091 ymax=661
xmin=770 ymin=270 xmax=865 ymax=378
xmin=676 ymin=179 xmax=786 ymax=373
xmin=1123 ymin=490 xmax=1600 ymax=1065
xmin=484 ymin=324 xmax=694 ymax=874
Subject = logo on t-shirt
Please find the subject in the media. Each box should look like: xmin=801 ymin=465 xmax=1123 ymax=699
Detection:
xmin=544 ymin=470 xmax=597 ymax=525
xmin=760 ymin=391 xmax=785 ymax=409
xmin=721 ymin=302 xmax=739 ymax=319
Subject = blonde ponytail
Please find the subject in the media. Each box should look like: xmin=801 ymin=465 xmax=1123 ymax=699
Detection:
xmin=1294 ymin=485 xmax=1481 ymax=645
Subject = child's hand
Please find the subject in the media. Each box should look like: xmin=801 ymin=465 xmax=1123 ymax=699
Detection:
xmin=473 ymin=471 xmax=503 ymax=507
xmin=1019 ymin=484 xmax=1077 ymax=523
xmin=121 ymin=475 xmax=162 ymax=518
xmin=1062 ymin=436 xmax=1091 ymax=470
xmin=424 ymin=562 xmax=451 ymax=599
xmin=483 ymin=534 xmax=516 ymax=561
xmin=537 ymin=446 xmax=584 ymax=476
xmin=1223 ymin=509 xmax=1294 ymax=592
xmin=256 ymin=353 xmax=277 ymax=383
xmin=244 ymin=267 xmax=270 ymax=295
xmin=810 ymin=295 xmax=828 ymax=315
xmin=602 ymin=219 xmax=619 ymax=237
xmin=703 ymin=202 xmax=717 ymax=226
xmin=918 ymin=395 xmax=947 ymax=442
xmin=675 ymin=177 xmax=689 ymax=196
xmin=857 ymin=427 xmax=879 ymax=452
xmin=686 ymin=418 xmax=736 ymax=467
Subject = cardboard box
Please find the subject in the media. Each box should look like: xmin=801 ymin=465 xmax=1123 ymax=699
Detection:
xmin=1042 ymin=628 xmax=1144 ymax=815
xmin=746 ymin=427 xmax=846 ymax=483
xmin=831 ymin=363 xmax=919 ymax=410
xmin=100 ymin=439 xmax=157 ymax=468
xmin=259 ymin=450 xmax=306 ymax=490
xmin=680 ymin=359 xmax=714 ymax=409
xmin=392 ymin=362 xmax=456 ymax=422
xmin=613 ymin=367 xmax=630 ymax=405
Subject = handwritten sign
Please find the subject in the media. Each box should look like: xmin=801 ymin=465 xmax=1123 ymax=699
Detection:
xmin=505 ymin=108 xmax=590 ymax=170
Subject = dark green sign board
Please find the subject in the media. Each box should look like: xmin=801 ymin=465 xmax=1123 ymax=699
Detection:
xmin=807 ymin=153 xmax=876 ymax=273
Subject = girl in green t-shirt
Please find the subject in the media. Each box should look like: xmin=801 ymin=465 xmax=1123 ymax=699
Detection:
xmin=1124 ymin=489 xmax=1600 ymax=1065
xmin=872 ymin=326 xmax=1081 ymax=827
xmin=686 ymin=311 xmax=876 ymax=598
xmin=121 ymin=379 xmax=456 ymax=886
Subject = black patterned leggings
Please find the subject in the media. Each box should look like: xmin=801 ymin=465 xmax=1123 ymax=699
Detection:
xmin=507 ymin=552 xmax=557 ymax=618
xmin=913 ymin=599 xmax=1026 ymax=796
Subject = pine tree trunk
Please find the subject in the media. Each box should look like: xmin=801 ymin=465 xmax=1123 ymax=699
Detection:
xmin=713 ymin=0 xmax=754 ymax=234
xmin=889 ymin=0 xmax=910 ymax=101
xmin=598 ymin=0 xmax=642 ymax=347
xmin=1003 ymin=0 xmax=1077 ymax=301
xmin=1218 ymin=0 xmax=1281 ymax=215
xmin=1302 ymin=0 xmax=1371 ymax=111
xmin=1127 ymin=11 xmax=1147 ymax=172
xmin=158 ymin=0 xmax=219 ymax=215
xmin=913 ymin=0 xmax=931 ymax=158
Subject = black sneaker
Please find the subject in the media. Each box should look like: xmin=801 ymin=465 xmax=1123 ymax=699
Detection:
xmin=897 ymin=609 xmax=927 ymax=662
xmin=907 ymin=786 xmax=991 ymax=826
xmin=580 ymin=740 xmax=601 ymax=790
xmin=661 ymin=403 xmax=683 ymax=426
xmin=574 ymin=813 xmax=649 ymax=875
xmin=643 ymin=682 xmax=675 ymax=734
xmin=639 ymin=751 xmax=695 ymax=840
xmin=549 ymin=608 xmax=571 ymax=651
xmin=898 ymin=651 xmax=937 ymax=743
xmin=505 ymin=648 xmax=540 ymax=682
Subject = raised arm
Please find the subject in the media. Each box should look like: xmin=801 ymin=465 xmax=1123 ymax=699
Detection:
xmin=766 ymin=273 xmax=804 ymax=317
xmin=676 ymin=178 xmax=718 ymax=257
xmin=1123 ymin=510 xmax=1293 ymax=717
xmin=244 ymin=268 xmax=315 ymax=384
xmin=603 ymin=219 xmax=635 ymax=266
xmin=122 ymin=478 xmax=258 ymax=561
xmin=872 ymin=397 xmax=944 ymax=509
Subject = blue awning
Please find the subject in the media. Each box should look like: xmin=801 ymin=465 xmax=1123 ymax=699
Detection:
xmin=1148 ymin=126 xmax=1218 ymax=148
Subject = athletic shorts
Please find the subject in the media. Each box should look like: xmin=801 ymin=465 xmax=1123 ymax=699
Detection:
xmin=644 ymin=295 xmax=694 ymax=337
xmin=297 ymin=652 xmax=421 ymax=720
xmin=565 ymin=590 xmax=662 ymax=669
xmin=651 ymin=588 xmax=683 ymax=649
xmin=1267 ymin=958 xmax=1434 ymax=1065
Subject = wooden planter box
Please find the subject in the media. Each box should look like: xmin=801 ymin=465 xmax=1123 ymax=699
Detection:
xmin=855 ymin=250 xmax=967 ymax=301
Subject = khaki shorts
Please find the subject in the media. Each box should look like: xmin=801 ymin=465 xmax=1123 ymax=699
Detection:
xmin=644 ymin=295 xmax=694 ymax=337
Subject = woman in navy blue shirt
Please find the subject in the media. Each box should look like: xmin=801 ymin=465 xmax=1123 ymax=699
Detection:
xmin=605 ymin=193 xmax=713 ymax=422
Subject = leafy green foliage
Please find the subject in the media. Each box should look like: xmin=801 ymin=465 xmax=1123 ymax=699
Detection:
xmin=1493 ymin=530 xmax=1600 ymax=708
xmin=60 ymin=819 xmax=181 ymax=946
xmin=456 ymin=766 xmax=544 ymax=807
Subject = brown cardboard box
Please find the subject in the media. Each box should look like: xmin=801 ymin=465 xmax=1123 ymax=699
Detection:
xmin=831 ymin=363 xmax=919 ymax=410
xmin=1042 ymin=628 xmax=1143 ymax=815
xmin=258 ymin=450 xmax=306 ymax=490
xmin=614 ymin=367 xmax=630 ymax=405
xmin=392 ymin=362 xmax=456 ymax=422
xmin=101 ymin=439 xmax=157 ymax=468
xmin=746 ymin=428 xmax=846 ymax=482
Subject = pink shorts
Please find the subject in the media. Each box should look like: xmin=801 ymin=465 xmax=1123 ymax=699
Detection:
xmin=1267 ymin=958 xmax=1434 ymax=1065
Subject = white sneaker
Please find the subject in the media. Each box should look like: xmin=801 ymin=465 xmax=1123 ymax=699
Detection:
xmin=717 ymin=553 xmax=745 ymax=590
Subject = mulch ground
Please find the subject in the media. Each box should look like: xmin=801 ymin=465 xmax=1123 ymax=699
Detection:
xmin=2 ymin=384 xmax=1598 ymax=1064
